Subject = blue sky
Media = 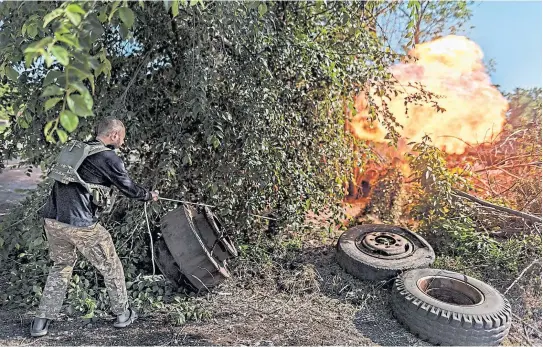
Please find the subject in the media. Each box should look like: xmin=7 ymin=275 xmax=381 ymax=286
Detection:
xmin=467 ymin=0 xmax=542 ymax=92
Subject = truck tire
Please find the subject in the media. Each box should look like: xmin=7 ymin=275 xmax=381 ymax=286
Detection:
xmin=160 ymin=205 xmax=231 ymax=292
xmin=336 ymin=224 xmax=435 ymax=281
xmin=154 ymin=238 xmax=198 ymax=293
xmin=391 ymin=268 xmax=512 ymax=346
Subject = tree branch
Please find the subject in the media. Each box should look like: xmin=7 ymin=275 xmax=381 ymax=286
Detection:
xmin=453 ymin=189 xmax=542 ymax=223
xmin=504 ymin=258 xmax=540 ymax=295
xmin=474 ymin=162 xmax=542 ymax=173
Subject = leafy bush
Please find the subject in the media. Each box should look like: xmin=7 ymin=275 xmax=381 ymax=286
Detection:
xmin=0 ymin=0 xmax=413 ymax=316
xmin=407 ymin=135 xmax=542 ymax=289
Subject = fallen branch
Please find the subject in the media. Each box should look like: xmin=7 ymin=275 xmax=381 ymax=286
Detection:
xmin=453 ymin=189 xmax=542 ymax=223
xmin=521 ymin=192 xmax=542 ymax=211
xmin=512 ymin=313 xmax=543 ymax=339
xmin=491 ymin=153 xmax=542 ymax=167
xmin=504 ymin=258 xmax=541 ymax=295
xmin=474 ymin=162 xmax=542 ymax=174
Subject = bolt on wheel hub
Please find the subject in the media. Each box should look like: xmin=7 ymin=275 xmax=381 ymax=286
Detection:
xmin=357 ymin=231 xmax=414 ymax=258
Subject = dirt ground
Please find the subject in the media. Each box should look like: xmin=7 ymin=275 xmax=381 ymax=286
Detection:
xmin=0 ymin=159 xmax=540 ymax=346
xmin=0 ymin=247 xmax=432 ymax=346
xmin=1 ymin=243 xmax=539 ymax=346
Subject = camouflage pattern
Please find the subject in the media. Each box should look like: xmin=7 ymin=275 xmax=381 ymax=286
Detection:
xmin=36 ymin=218 xmax=128 ymax=319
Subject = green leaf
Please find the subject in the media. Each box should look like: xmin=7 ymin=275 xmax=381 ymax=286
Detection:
xmin=55 ymin=33 xmax=78 ymax=47
xmin=24 ymin=37 xmax=53 ymax=53
xmin=212 ymin=137 xmax=221 ymax=148
xmin=97 ymin=59 xmax=112 ymax=78
xmin=44 ymin=120 xmax=54 ymax=137
xmin=119 ymin=23 xmax=129 ymax=39
xmin=5 ymin=66 xmax=18 ymax=81
xmin=67 ymin=94 xmax=92 ymax=116
xmin=247 ymin=1 xmax=259 ymax=10
xmin=17 ymin=117 xmax=30 ymax=129
xmin=69 ymin=81 xmax=89 ymax=95
xmin=258 ymin=3 xmax=267 ymax=16
xmin=172 ymin=0 xmax=179 ymax=17
xmin=66 ymin=12 xmax=82 ymax=26
xmin=83 ymin=89 xmax=94 ymax=109
xmin=51 ymin=45 xmax=70 ymax=66
xmin=97 ymin=8 xmax=108 ymax=22
xmin=41 ymin=85 xmax=64 ymax=97
xmin=25 ymin=53 xmax=36 ymax=68
xmin=66 ymin=3 xmax=86 ymax=15
xmin=190 ymin=0 xmax=198 ymax=6
xmin=109 ymin=1 xmax=122 ymax=21
xmin=43 ymin=8 xmax=64 ymax=28
xmin=27 ymin=24 xmax=38 ymax=38
xmin=44 ymin=52 xmax=54 ymax=68
xmin=88 ymin=75 xmax=95 ymax=94
xmin=44 ymin=70 xmax=62 ymax=86
xmin=118 ymin=7 xmax=135 ymax=28
xmin=44 ymin=97 xmax=62 ymax=111
xmin=56 ymin=128 xmax=68 ymax=143
xmin=60 ymin=110 xmax=79 ymax=132
xmin=55 ymin=22 xmax=71 ymax=35
xmin=207 ymin=135 xmax=220 ymax=148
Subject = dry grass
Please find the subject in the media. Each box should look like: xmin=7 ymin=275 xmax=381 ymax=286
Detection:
xmin=0 ymin=230 xmax=540 ymax=346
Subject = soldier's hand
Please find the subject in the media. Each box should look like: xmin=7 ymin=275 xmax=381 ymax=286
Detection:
xmin=151 ymin=190 xmax=159 ymax=202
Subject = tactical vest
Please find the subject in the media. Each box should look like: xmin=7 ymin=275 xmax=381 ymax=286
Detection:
xmin=48 ymin=140 xmax=116 ymax=214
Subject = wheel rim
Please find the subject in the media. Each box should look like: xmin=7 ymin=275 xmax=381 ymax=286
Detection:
xmin=204 ymin=207 xmax=238 ymax=258
xmin=356 ymin=231 xmax=414 ymax=259
xmin=417 ymin=275 xmax=485 ymax=306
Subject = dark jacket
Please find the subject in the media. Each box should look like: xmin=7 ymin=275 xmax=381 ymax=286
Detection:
xmin=42 ymin=140 xmax=151 ymax=227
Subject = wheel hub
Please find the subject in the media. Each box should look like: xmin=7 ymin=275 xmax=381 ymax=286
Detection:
xmin=357 ymin=231 xmax=414 ymax=258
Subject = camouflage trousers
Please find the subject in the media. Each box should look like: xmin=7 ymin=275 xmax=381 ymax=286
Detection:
xmin=36 ymin=218 xmax=128 ymax=319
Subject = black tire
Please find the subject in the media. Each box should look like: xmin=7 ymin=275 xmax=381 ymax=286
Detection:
xmin=154 ymin=238 xmax=198 ymax=293
xmin=336 ymin=224 xmax=435 ymax=281
xmin=161 ymin=205 xmax=231 ymax=292
xmin=391 ymin=268 xmax=512 ymax=346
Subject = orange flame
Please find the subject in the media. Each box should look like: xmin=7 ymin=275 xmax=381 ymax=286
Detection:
xmin=349 ymin=35 xmax=509 ymax=155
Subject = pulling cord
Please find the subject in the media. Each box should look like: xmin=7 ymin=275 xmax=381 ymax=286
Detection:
xmin=157 ymin=196 xmax=278 ymax=221
xmin=144 ymin=202 xmax=156 ymax=276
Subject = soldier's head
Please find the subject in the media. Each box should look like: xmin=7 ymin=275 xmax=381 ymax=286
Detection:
xmin=96 ymin=118 xmax=126 ymax=149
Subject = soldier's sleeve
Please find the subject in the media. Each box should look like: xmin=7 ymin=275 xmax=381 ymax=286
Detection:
xmin=102 ymin=154 xmax=151 ymax=201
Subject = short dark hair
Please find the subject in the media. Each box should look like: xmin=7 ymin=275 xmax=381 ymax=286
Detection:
xmin=96 ymin=117 xmax=125 ymax=137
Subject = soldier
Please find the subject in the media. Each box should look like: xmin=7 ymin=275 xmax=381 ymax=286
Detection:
xmin=30 ymin=118 xmax=159 ymax=337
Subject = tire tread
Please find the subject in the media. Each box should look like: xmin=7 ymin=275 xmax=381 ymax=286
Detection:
xmin=391 ymin=273 xmax=512 ymax=346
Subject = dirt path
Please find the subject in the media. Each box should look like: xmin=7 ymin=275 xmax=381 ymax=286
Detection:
xmin=0 ymin=160 xmax=42 ymax=222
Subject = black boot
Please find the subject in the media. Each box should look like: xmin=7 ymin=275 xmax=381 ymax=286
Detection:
xmin=30 ymin=317 xmax=51 ymax=337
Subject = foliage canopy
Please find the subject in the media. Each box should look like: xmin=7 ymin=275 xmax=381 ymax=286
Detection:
xmin=0 ymin=0 xmax=428 ymax=315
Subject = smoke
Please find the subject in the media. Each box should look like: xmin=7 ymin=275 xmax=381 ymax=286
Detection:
xmin=349 ymin=35 xmax=509 ymax=155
